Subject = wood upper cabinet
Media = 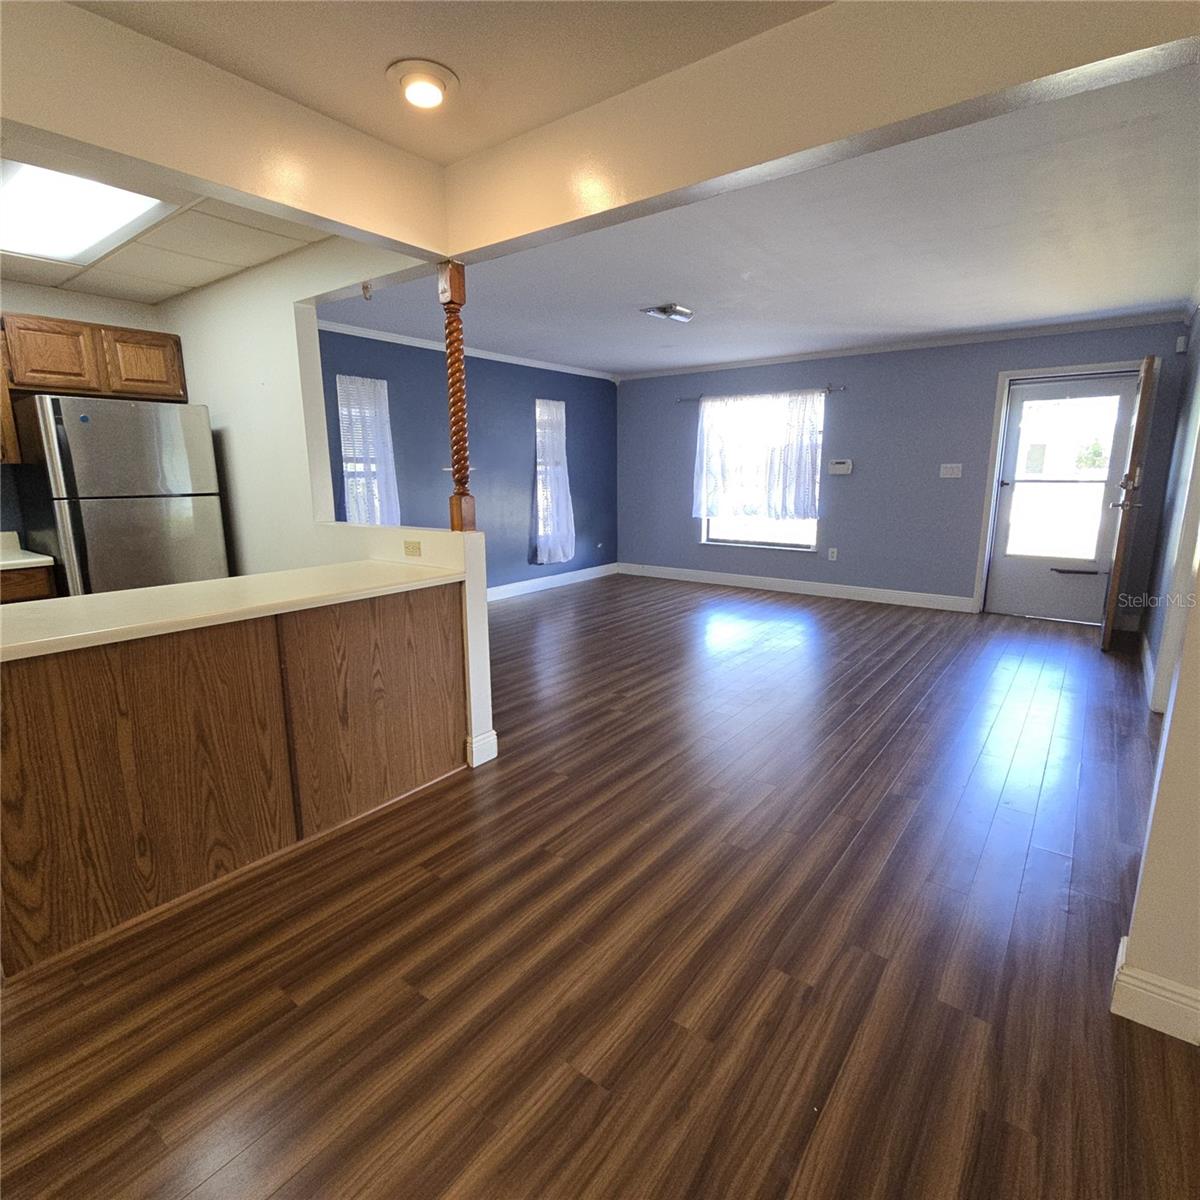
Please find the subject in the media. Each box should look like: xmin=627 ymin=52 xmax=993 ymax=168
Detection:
xmin=3 ymin=314 xmax=105 ymax=393
xmin=0 ymin=314 xmax=189 ymax=457
xmin=0 ymin=351 xmax=18 ymax=464
xmin=99 ymin=325 xmax=187 ymax=399
xmin=1 ymin=313 xmax=187 ymax=403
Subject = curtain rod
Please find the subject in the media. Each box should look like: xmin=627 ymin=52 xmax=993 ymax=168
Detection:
xmin=675 ymin=384 xmax=845 ymax=403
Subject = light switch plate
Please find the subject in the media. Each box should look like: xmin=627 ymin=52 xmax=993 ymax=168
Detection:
xmin=939 ymin=463 xmax=963 ymax=479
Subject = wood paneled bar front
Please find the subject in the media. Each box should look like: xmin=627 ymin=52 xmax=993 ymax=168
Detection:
xmin=0 ymin=563 xmax=468 ymax=975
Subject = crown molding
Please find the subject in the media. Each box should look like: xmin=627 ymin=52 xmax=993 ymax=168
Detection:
xmin=316 ymin=320 xmax=618 ymax=383
xmin=615 ymin=310 xmax=1190 ymax=382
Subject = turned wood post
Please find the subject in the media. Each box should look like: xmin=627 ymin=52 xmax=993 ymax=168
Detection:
xmin=439 ymin=260 xmax=475 ymax=531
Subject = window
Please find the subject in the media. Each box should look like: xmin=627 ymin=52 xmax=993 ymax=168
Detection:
xmin=534 ymin=398 xmax=575 ymax=563
xmin=1004 ymin=393 xmax=1121 ymax=559
xmin=693 ymin=390 xmax=824 ymax=549
xmin=706 ymin=512 xmax=818 ymax=549
xmin=335 ymin=374 xmax=401 ymax=525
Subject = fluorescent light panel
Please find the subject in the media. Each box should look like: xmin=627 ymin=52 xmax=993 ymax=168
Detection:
xmin=0 ymin=162 xmax=165 ymax=264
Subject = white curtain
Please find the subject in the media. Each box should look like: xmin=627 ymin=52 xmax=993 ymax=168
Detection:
xmin=335 ymin=374 xmax=401 ymax=526
xmin=692 ymin=390 xmax=824 ymax=521
xmin=534 ymin=398 xmax=576 ymax=564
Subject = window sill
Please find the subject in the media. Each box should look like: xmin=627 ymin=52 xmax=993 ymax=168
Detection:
xmin=702 ymin=540 xmax=818 ymax=553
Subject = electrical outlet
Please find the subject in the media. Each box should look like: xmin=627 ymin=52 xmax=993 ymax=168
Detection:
xmin=827 ymin=547 xmax=838 ymax=562
xmin=403 ymin=540 xmax=422 ymax=557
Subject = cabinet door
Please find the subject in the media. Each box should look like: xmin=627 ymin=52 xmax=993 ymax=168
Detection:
xmin=98 ymin=327 xmax=187 ymax=400
xmin=3 ymin=314 xmax=104 ymax=392
xmin=0 ymin=567 xmax=55 ymax=604
xmin=0 ymin=342 xmax=18 ymax=463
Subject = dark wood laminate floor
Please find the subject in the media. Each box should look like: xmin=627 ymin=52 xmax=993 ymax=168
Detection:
xmin=3 ymin=576 xmax=1197 ymax=1199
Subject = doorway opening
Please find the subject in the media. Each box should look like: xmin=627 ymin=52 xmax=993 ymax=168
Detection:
xmin=984 ymin=368 xmax=1141 ymax=625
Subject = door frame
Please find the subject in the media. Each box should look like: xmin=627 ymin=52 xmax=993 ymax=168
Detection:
xmin=971 ymin=360 xmax=1149 ymax=613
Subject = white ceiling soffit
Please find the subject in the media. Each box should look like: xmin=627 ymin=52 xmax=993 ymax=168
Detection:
xmin=72 ymin=1 xmax=822 ymax=166
xmin=3 ymin=196 xmax=329 ymax=304
xmin=318 ymin=67 xmax=1200 ymax=376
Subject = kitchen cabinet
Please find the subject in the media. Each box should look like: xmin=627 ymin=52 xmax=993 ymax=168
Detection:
xmin=2 ymin=314 xmax=105 ymax=394
xmin=0 ymin=315 xmax=188 ymax=465
xmin=0 ymin=572 xmax=468 ymax=974
xmin=0 ymin=353 xmax=17 ymax=463
xmin=1 ymin=617 xmax=297 ymax=975
xmin=279 ymin=586 xmax=468 ymax=837
xmin=99 ymin=325 xmax=187 ymax=399
xmin=0 ymin=567 xmax=56 ymax=604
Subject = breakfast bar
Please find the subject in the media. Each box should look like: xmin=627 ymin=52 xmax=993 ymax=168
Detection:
xmin=0 ymin=559 xmax=469 ymax=975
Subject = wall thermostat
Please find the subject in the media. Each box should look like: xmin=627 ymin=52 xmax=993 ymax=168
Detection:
xmin=828 ymin=458 xmax=853 ymax=475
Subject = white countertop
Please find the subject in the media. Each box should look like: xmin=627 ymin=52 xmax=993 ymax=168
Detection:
xmin=0 ymin=560 xmax=464 ymax=662
xmin=0 ymin=531 xmax=55 ymax=571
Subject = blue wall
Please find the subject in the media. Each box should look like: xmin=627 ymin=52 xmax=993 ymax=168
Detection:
xmin=319 ymin=330 xmax=618 ymax=587
xmin=618 ymin=321 xmax=1188 ymax=604
xmin=1145 ymin=322 xmax=1199 ymax=657
xmin=1 ymin=467 xmax=23 ymax=536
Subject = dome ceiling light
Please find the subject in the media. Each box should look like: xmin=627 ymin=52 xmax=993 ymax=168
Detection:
xmin=386 ymin=59 xmax=459 ymax=110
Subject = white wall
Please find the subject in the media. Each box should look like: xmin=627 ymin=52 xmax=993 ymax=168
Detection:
xmin=446 ymin=2 xmax=1200 ymax=251
xmin=1114 ymin=567 xmax=1200 ymax=1044
xmin=0 ymin=280 xmax=171 ymax=332
xmin=0 ymin=3 xmax=445 ymax=255
xmin=4 ymin=0 xmax=1194 ymax=259
xmin=159 ymin=238 xmax=425 ymax=572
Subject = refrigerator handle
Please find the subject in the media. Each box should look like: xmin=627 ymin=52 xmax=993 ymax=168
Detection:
xmin=52 ymin=501 xmax=91 ymax=595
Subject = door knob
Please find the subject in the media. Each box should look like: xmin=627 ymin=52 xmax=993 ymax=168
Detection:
xmin=1109 ymin=500 xmax=1143 ymax=511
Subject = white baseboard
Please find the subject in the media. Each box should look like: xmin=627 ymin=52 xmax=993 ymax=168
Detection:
xmin=1111 ymin=936 xmax=1200 ymax=1045
xmin=1140 ymin=634 xmax=1161 ymax=712
xmin=487 ymin=562 xmax=620 ymax=601
xmin=616 ymin=562 xmax=978 ymax=613
xmin=466 ymin=729 xmax=499 ymax=766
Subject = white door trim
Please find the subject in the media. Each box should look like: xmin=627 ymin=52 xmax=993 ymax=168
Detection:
xmin=973 ymin=360 xmax=1149 ymax=613
xmin=1146 ymin=411 xmax=1200 ymax=711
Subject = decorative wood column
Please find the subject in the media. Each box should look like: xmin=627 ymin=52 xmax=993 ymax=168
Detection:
xmin=439 ymin=259 xmax=475 ymax=531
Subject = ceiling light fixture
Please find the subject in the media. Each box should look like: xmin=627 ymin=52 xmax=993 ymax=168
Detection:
xmin=387 ymin=59 xmax=459 ymax=110
xmin=0 ymin=161 xmax=168 ymax=264
xmin=641 ymin=303 xmax=695 ymax=323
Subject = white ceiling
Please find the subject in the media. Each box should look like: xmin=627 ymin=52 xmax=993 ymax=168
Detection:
xmin=319 ymin=67 xmax=1200 ymax=376
xmin=2 ymin=197 xmax=328 ymax=304
xmin=73 ymin=1 xmax=821 ymax=166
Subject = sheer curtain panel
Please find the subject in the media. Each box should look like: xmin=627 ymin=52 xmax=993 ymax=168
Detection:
xmin=534 ymin=398 xmax=575 ymax=564
xmin=336 ymin=374 xmax=401 ymax=525
xmin=692 ymin=390 xmax=824 ymax=521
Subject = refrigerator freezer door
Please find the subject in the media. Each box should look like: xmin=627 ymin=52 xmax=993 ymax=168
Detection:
xmin=55 ymin=495 xmax=229 ymax=594
xmin=35 ymin=394 xmax=220 ymax=499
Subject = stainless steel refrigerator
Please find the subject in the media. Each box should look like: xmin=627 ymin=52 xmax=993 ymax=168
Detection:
xmin=13 ymin=394 xmax=229 ymax=595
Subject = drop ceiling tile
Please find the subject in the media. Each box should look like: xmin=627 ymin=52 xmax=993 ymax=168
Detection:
xmin=63 ymin=268 xmax=189 ymax=305
xmin=1 ymin=252 xmax=79 ymax=287
xmin=140 ymin=210 xmax=305 ymax=267
xmin=193 ymin=198 xmax=328 ymax=243
xmin=95 ymin=242 xmax=236 ymax=288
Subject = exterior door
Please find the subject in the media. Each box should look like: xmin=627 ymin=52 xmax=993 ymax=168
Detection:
xmin=985 ymin=372 xmax=1139 ymax=623
xmin=1100 ymin=356 xmax=1158 ymax=649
